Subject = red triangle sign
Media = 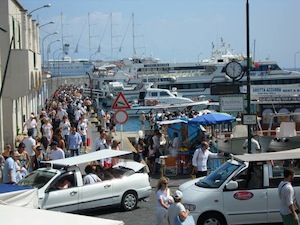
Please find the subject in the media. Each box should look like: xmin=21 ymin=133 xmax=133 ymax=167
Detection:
xmin=111 ymin=92 xmax=131 ymax=109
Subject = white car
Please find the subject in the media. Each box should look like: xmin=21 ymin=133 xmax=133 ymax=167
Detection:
xmin=179 ymin=149 xmax=300 ymax=225
xmin=16 ymin=150 xmax=151 ymax=212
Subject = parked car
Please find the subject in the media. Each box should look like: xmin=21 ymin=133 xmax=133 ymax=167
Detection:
xmin=16 ymin=150 xmax=151 ymax=212
xmin=179 ymin=149 xmax=300 ymax=225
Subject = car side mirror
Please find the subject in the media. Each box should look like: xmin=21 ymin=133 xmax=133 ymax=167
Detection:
xmin=225 ymin=180 xmax=238 ymax=190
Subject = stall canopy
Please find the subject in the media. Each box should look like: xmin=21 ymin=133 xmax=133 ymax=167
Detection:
xmin=188 ymin=112 xmax=235 ymax=125
xmin=159 ymin=118 xmax=204 ymax=146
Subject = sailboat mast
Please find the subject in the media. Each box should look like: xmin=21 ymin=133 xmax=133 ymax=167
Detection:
xmin=132 ymin=13 xmax=136 ymax=57
xmin=61 ymin=12 xmax=64 ymax=54
xmin=88 ymin=12 xmax=91 ymax=58
xmin=110 ymin=13 xmax=113 ymax=59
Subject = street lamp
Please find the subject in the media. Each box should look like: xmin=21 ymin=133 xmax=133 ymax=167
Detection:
xmin=39 ymin=21 xmax=55 ymax=28
xmin=28 ymin=4 xmax=51 ymax=16
xmin=47 ymin=39 xmax=60 ymax=61
xmin=294 ymin=51 xmax=300 ymax=71
xmin=42 ymin=32 xmax=58 ymax=67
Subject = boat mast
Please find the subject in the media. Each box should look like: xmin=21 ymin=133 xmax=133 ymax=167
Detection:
xmin=132 ymin=13 xmax=136 ymax=56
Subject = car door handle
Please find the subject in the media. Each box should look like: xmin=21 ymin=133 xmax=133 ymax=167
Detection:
xmin=70 ymin=191 xmax=78 ymax=196
xmin=104 ymin=185 xmax=111 ymax=189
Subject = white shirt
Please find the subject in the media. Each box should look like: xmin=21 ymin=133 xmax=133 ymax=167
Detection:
xmin=59 ymin=121 xmax=71 ymax=136
xmin=23 ymin=136 xmax=36 ymax=157
xmin=156 ymin=188 xmax=171 ymax=211
xmin=83 ymin=173 xmax=101 ymax=185
xmin=278 ymin=181 xmax=295 ymax=215
xmin=192 ymin=148 xmax=218 ymax=172
xmin=25 ymin=118 xmax=37 ymax=129
xmin=171 ymin=137 xmax=180 ymax=157
xmin=50 ymin=148 xmax=65 ymax=160
xmin=243 ymin=138 xmax=261 ymax=154
xmin=167 ymin=202 xmax=186 ymax=225
xmin=92 ymin=137 xmax=108 ymax=152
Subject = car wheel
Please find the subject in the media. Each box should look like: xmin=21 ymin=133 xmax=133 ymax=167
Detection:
xmin=121 ymin=191 xmax=138 ymax=211
xmin=198 ymin=212 xmax=227 ymax=225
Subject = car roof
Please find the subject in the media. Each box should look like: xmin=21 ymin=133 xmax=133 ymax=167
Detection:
xmin=234 ymin=148 xmax=300 ymax=162
xmin=43 ymin=149 xmax=132 ymax=167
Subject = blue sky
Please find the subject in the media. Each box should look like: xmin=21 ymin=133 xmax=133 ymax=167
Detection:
xmin=19 ymin=0 xmax=300 ymax=68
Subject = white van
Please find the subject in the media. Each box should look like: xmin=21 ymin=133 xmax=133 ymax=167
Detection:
xmin=179 ymin=149 xmax=300 ymax=225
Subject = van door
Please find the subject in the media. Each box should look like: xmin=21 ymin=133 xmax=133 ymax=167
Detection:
xmin=223 ymin=163 xmax=268 ymax=224
xmin=42 ymin=173 xmax=79 ymax=212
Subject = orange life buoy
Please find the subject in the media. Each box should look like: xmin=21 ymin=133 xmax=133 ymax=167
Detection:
xmin=146 ymin=100 xmax=152 ymax=105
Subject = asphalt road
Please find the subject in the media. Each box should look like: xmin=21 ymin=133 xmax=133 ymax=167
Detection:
xmin=78 ymin=174 xmax=189 ymax=225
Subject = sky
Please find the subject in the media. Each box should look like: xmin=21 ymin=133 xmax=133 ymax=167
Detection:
xmin=18 ymin=0 xmax=300 ymax=68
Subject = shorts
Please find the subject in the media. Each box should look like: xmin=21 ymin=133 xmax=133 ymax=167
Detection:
xmin=81 ymin=135 xmax=87 ymax=144
xmin=281 ymin=213 xmax=300 ymax=225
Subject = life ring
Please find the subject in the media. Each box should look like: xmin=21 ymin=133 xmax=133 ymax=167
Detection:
xmin=146 ymin=100 xmax=152 ymax=105
xmin=153 ymin=100 xmax=158 ymax=105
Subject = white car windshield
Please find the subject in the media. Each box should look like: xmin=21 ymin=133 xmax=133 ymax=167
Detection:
xmin=195 ymin=162 xmax=239 ymax=188
xmin=16 ymin=170 xmax=56 ymax=188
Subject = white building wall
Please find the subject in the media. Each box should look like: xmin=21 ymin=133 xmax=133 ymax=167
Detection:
xmin=0 ymin=0 xmax=42 ymax=150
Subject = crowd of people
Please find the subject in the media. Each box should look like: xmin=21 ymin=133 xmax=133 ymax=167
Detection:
xmin=0 ymin=85 xmax=115 ymax=184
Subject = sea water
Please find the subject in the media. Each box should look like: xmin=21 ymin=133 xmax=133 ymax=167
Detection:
xmin=115 ymin=116 xmax=145 ymax=132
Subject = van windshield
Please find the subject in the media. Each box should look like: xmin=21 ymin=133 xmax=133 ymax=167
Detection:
xmin=16 ymin=170 xmax=56 ymax=189
xmin=195 ymin=161 xmax=239 ymax=188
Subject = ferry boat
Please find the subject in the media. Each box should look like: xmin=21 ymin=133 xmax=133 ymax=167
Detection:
xmin=43 ymin=44 xmax=95 ymax=77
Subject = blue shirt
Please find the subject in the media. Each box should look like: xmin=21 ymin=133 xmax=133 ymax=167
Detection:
xmin=3 ymin=157 xmax=17 ymax=183
xmin=68 ymin=132 xmax=82 ymax=150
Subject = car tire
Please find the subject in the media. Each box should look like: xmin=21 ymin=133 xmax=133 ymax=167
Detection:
xmin=121 ymin=191 xmax=138 ymax=211
xmin=198 ymin=212 xmax=227 ymax=225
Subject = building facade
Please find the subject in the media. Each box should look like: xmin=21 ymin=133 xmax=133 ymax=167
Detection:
xmin=0 ymin=0 xmax=43 ymax=150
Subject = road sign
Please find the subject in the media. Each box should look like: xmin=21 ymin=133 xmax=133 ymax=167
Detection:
xmin=114 ymin=110 xmax=129 ymax=124
xmin=111 ymin=92 xmax=131 ymax=110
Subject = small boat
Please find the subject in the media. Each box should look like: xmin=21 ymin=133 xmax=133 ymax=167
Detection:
xmin=259 ymin=112 xmax=300 ymax=151
xmin=126 ymin=100 xmax=209 ymax=116
xmin=212 ymin=124 xmax=273 ymax=155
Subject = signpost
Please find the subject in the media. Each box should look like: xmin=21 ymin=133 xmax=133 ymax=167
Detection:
xmin=111 ymin=92 xmax=130 ymax=149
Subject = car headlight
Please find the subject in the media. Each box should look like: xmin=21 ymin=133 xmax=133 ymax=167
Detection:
xmin=183 ymin=203 xmax=196 ymax=211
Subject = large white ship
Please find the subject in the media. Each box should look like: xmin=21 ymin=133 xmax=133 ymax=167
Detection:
xmin=43 ymin=44 xmax=95 ymax=77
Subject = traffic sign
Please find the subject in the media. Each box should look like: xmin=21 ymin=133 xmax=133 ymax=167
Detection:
xmin=111 ymin=92 xmax=131 ymax=110
xmin=114 ymin=110 xmax=129 ymax=124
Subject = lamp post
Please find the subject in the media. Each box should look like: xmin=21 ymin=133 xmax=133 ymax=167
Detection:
xmin=42 ymin=32 xmax=58 ymax=68
xmin=28 ymin=4 xmax=51 ymax=16
xmin=246 ymin=0 xmax=252 ymax=154
xmin=294 ymin=51 xmax=300 ymax=71
xmin=39 ymin=21 xmax=55 ymax=28
xmin=47 ymin=39 xmax=60 ymax=67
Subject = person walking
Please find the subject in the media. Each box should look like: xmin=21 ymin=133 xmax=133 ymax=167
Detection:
xmin=49 ymin=141 xmax=65 ymax=160
xmin=192 ymin=141 xmax=224 ymax=178
xmin=278 ymin=168 xmax=300 ymax=225
xmin=22 ymin=130 xmax=36 ymax=172
xmin=156 ymin=176 xmax=172 ymax=225
xmin=167 ymin=190 xmax=192 ymax=225
xmin=3 ymin=149 xmax=20 ymax=184
xmin=67 ymin=127 xmax=82 ymax=157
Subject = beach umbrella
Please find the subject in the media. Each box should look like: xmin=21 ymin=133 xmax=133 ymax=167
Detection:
xmin=189 ymin=112 xmax=235 ymax=125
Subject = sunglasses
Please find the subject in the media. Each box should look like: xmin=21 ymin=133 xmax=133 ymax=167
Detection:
xmin=163 ymin=182 xmax=169 ymax=185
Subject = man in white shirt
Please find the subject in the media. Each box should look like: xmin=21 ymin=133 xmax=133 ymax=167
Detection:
xmin=22 ymin=130 xmax=36 ymax=172
xmin=83 ymin=165 xmax=101 ymax=185
xmin=23 ymin=114 xmax=37 ymax=138
xmin=192 ymin=141 xmax=224 ymax=178
xmin=167 ymin=190 xmax=191 ymax=225
xmin=171 ymin=132 xmax=180 ymax=157
xmin=278 ymin=168 xmax=299 ymax=225
xmin=243 ymin=134 xmax=261 ymax=154
xmin=49 ymin=141 xmax=65 ymax=160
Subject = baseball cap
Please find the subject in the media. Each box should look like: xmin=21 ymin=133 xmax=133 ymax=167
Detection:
xmin=173 ymin=190 xmax=183 ymax=200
